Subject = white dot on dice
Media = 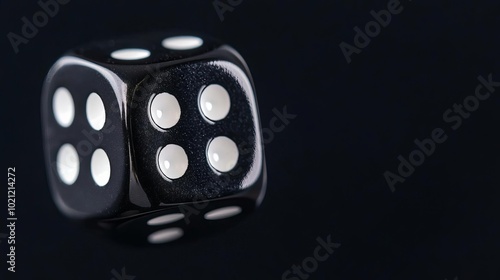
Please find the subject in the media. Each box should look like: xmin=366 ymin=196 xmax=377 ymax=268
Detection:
xmin=53 ymin=87 xmax=75 ymax=127
xmin=207 ymin=136 xmax=239 ymax=172
xmin=150 ymin=93 xmax=181 ymax=129
xmin=91 ymin=148 xmax=111 ymax=187
xmin=147 ymin=213 xmax=185 ymax=226
xmin=162 ymin=36 xmax=203 ymax=50
xmin=110 ymin=48 xmax=151 ymax=60
xmin=158 ymin=144 xmax=189 ymax=180
xmin=204 ymin=206 xmax=242 ymax=220
xmin=86 ymin=92 xmax=106 ymax=130
xmin=199 ymin=84 xmax=231 ymax=121
xmin=56 ymin=144 xmax=79 ymax=185
xmin=148 ymin=228 xmax=184 ymax=244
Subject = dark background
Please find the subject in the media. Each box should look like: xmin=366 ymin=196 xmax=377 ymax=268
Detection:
xmin=1 ymin=0 xmax=500 ymax=279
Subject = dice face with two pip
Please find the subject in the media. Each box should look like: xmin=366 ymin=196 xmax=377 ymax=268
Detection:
xmin=41 ymin=33 xmax=266 ymax=244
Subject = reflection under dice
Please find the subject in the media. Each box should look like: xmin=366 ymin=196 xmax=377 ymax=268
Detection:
xmin=41 ymin=33 xmax=266 ymax=244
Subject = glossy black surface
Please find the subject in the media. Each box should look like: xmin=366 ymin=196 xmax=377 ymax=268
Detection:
xmin=40 ymin=33 xmax=266 ymax=238
xmin=71 ymin=32 xmax=222 ymax=66
xmin=130 ymin=61 xmax=257 ymax=204
xmin=41 ymin=63 xmax=129 ymax=218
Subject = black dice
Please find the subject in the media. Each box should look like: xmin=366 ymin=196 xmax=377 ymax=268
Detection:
xmin=41 ymin=33 xmax=266 ymax=244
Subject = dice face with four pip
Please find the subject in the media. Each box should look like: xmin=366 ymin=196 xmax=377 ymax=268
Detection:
xmin=41 ymin=33 xmax=266 ymax=244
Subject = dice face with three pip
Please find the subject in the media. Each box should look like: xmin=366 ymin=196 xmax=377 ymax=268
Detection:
xmin=41 ymin=33 xmax=266 ymax=244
